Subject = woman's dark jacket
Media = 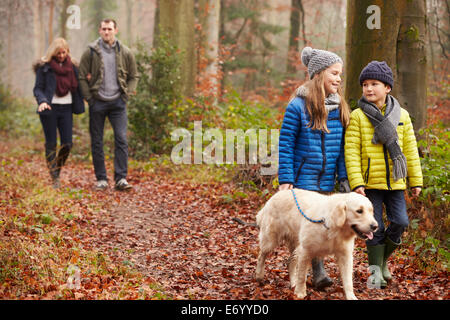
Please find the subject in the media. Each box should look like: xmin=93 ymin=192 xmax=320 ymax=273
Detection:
xmin=33 ymin=61 xmax=84 ymax=114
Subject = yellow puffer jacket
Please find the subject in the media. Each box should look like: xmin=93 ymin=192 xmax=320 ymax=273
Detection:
xmin=345 ymin=106 xmax=423 ymax=191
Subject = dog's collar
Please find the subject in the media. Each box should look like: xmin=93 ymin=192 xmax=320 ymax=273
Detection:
xmin=291 ymin=189 xmax=329 ymax=230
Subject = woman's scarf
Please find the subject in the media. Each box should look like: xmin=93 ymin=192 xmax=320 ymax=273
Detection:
xmin=49 ymin=56 xmax=78 ymax=97
xmin=358 ymin=95 xmax=407 ymax=181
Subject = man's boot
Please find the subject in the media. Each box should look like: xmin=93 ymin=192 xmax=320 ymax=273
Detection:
xmin=311 ymin=257 xmax=333 ymax=290
xmin=367 ymin=244 xmax=387 ymax=288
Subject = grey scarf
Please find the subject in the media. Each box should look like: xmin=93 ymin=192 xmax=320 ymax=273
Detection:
xmin=358 ymin=95 xmax=407 ymax=181
xmin=296 ymin=85 xmax=340 ymax=113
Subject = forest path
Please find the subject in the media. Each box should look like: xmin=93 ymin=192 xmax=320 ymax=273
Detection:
xmin=2 ymin=138 xmax=446 ymax=300
xmin=79 ymin=165 xmax=447 ymax=300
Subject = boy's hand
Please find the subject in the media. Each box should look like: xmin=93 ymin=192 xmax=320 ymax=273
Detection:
xmin=354 ymin=186 xmax=366 ymax=197
xmin=411 ymin=187 xmax=422 ymax=198
xmin=279 ymin=184 xmax=293 ymax=191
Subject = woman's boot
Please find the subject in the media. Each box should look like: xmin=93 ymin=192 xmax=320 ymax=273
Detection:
xmin=56 ymin=143 xmax=72 ymax=172
xmin=45 ymin=142 xmax=60 ymax=188
xmin=53 ymin=143 xmax=72 ymax=188
xmin=311 ymin=257 xmax=333 ymax=290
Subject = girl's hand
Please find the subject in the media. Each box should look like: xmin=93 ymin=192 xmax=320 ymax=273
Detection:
xmin=38 ymin=102 xmax=51 ymax=112
xmin=411 ymin=187 xmax=422 ymax=198
xmin=354 ymin=186 xmax=366 ymax=197
xmin=279 ymin=184 xmax=293 ymax=191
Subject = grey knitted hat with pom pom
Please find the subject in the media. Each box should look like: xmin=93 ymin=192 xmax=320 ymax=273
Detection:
xmin=301 ymin=47 xmax=343 ymax=79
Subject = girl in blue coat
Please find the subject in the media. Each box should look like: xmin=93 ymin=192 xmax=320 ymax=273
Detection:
xmin=33 ymin=38 xmax=84 ymax=188
xmin=278 ymin=47 xmax=351 ymax=290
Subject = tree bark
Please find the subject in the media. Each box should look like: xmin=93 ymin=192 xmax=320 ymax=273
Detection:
xmin=198 ymin=0 xmax=221 ymax=97
xmin=48 ymin=0 xmax=55 ymax=44
xmin=396 ymin=0 xmax=427 ymax=129
xmin=345 ymin=0 xmax=427 ymax=129
xmin=6 ymin=0 xmax=13 ymax=88
xmin=125 ymin=0 xmax=134 ymax=46
xmin=33 ymin=0 xmax=43 ymax=58
xmin=287 ymin=0 xmax=306 ymax=75
xmin=159 ymin=0 xmax=196 ymax=97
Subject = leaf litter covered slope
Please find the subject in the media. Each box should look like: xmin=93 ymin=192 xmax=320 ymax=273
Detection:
xmin=1 ymin=142 xmax=448 ymax=300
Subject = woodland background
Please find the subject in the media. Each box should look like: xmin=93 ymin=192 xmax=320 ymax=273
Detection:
xmin=0 ymin=0 xmax=448 ymax=300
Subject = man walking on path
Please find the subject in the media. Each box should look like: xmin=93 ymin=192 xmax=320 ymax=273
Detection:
xmin=79 ymin=19 xmax=137 ymax=191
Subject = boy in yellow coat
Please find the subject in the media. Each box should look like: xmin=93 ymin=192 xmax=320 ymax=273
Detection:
xmin=345 ymin=61 xmax=423 ymax=288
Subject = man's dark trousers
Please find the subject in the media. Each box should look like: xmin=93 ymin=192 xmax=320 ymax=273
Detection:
xmin=89 ymin=97 xmax=128 ymax=183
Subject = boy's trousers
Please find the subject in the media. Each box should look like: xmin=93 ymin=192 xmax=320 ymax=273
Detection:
xmin=365 ymin=189 xmax=409 ymax=246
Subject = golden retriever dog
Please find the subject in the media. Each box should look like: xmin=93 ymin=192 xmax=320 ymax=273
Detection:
xmin=255 ymin=189 xmax=377 ymax=300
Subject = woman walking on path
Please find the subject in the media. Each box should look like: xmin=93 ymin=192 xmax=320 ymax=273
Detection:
xmin=33 ymin=38 xmax=85 ymax=188
xmin=277 ymin=47 xmax=351 ymax=290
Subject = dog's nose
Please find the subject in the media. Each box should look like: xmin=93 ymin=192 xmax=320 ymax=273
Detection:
xmin=370 ymin=223 xmax=378 ymax=231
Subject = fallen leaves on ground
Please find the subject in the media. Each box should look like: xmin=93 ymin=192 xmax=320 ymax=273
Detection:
xmin=0 ymin=140 xmax=448 ymax=300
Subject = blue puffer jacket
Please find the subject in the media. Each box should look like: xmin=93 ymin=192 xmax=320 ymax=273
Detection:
xmin=278 ymin=96 xmax=347 ymax=191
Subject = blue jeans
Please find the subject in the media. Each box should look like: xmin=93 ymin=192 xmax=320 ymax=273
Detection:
xmin=365 ymin=189 xmax=409 ymax=246
xmin=89 ymin=97 xmax=128 ymax=183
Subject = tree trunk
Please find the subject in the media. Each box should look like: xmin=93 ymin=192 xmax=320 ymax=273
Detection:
xmin=33 ymin=0 xmax=43 ymax=58
xmin=59 ymin=0 xmax=75 ymax=39
xmin=153 ymin=0 xmax=160 ymax=47
xmin=345 ymin=0 xmax=427 ymax=129
xmin=396 ymin=0 xmax=427 ymax=129
xmin=125 ymin=0 xmax=134 ymax=46
xmin=287 ymin=0 xmax=307 ymax=75
xmin=48 ymin=0 xmax=55 ymax=44
xmin=198 ymin=0 xmax=221 ymax=97
xmin=159 ymin=0 xmax=196 ymax=97
xmin=32 ymin=0 xmax=46 ymax=58
xmin=6 ymin=0 xmax=13 ymax=88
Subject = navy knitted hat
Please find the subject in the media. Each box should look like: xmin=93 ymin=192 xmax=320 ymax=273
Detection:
xmin=359 ymin=61 xmax=394 ymax=89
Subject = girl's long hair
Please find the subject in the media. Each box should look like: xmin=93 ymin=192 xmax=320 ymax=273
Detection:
xmin=298 ymin=70 xmax=350 ymax=132
xmin=40 ymin=38 xmax=72 ymax=64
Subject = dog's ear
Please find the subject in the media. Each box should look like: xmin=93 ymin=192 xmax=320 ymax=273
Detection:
xmin=330 ymin=202 xmax=347 ymax=228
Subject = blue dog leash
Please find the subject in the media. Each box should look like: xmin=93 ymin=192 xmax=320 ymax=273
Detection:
xmin=291 ymin=189 xmax=329 ymax=229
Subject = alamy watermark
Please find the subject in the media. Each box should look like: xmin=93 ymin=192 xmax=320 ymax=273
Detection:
xmin=171 ymin=121 xmax=279 ymax=175
xmin=66 ymin=265 xmax=81 ymax=290
xmin=66 ymin=5 xmax=81 ymax=30
xmin=366 ymin=5 xmax=381 ymax=30
xmin=367 ymin=265 xmax=383 ymax=289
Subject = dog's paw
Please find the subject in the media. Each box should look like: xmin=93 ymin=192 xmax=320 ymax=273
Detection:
xmin=255 ymin=275 xmax=265 ymax=285
xmin=294 ymin=288 xmax=307 ymax=299
xmin=345 ymin=293 xmax=358 ymax=300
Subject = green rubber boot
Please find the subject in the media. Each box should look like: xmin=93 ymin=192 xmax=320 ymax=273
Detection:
xmin=367 ymin=244 xmax=387 ymax=289
xmin=382 ymin=237 xmax=401 ymax=281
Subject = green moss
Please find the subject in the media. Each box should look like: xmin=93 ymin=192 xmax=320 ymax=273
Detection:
xmin=405 ymin=25 xmax=420 ymax=41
